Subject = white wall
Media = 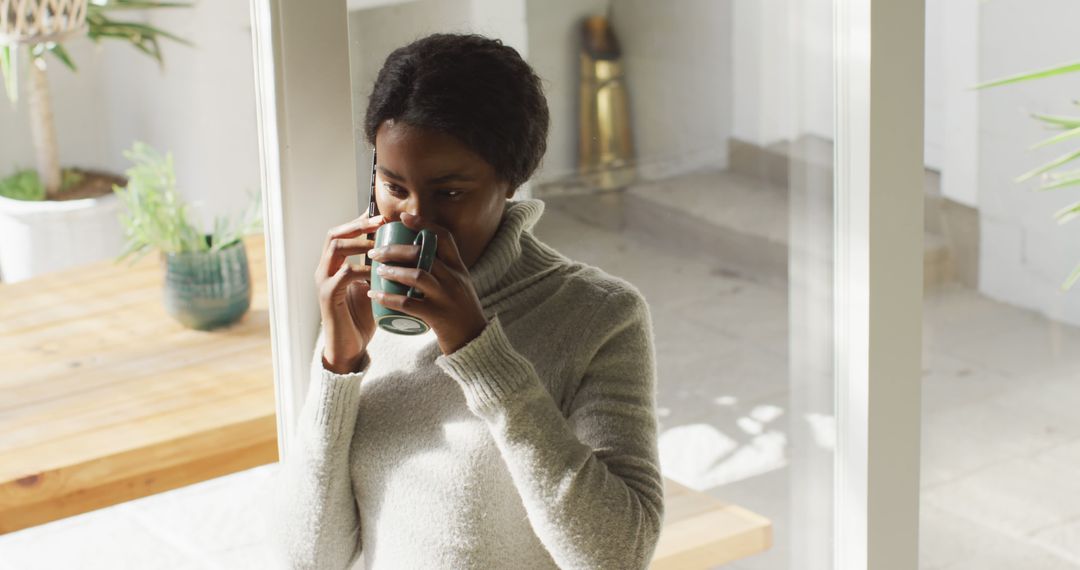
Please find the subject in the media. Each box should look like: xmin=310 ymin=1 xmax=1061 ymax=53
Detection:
xmin=348 ymin=0 xmax=592 ymax=189
xmin=0 ymin=39 xmax=110 ymax=177
xmin=733 ymin=0 xmax=796 ymax=146
xmin=528 ymin=0 xmax=735 ymax=182
xmin=522 ymin=0 xmax=608 ymax=183
xmin=977 ymin=0 xmax=1080 ymax=327
xmin=937 ymin=0 xmax=979 ymax=208
xmin=346 ymin=0 xmax=475 ymax=193
xmin=348 ymin=0 xmax=734 ymax=186
xmin=101 ymin=2 xmax=261 ymax=231
xmin=608 ymin=0 xmax=734 ymax=180
xmin=0 ymin=1 xmax=260 ymax=234
xmin=733 ymin=0 xmax=831 ymax=148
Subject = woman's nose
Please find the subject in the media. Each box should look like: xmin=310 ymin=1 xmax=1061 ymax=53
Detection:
xmin=389 ymin=199 xmax=433 ymax=224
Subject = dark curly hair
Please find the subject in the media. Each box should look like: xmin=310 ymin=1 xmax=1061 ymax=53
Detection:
xmin=364 ymin=33 xmax=549 ymax=192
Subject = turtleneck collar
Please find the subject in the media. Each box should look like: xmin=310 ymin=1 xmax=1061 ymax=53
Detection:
xmin=467 ymin=197 xmax=567 ymax=304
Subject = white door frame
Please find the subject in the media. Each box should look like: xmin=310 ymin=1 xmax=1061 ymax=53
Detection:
xmin=249 ymin=0 xmax=926 ymax=566
xmin=834 ymin=0 xmax=924 ymax=568
xmin=249 ymin=0 xmax=358 ymax=457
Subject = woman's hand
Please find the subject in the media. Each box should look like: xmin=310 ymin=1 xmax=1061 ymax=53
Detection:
xmin=315 ymin=211 xmax=388 ymax=373
xmin=365 ymin=212 xmax=489 ymax=356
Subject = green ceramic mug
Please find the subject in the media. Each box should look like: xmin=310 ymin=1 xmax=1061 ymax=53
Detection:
xmin=369 ymin=221 xmax=438 ymax=335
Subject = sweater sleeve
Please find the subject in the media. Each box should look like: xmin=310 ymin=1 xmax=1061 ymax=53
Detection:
xmin=433 ymin=288 xmax=665 ymax=570
xmin=270 ymin=324 xmax=369 ymax=570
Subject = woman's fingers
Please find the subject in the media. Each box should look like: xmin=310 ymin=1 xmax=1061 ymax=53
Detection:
xmin=324 ymin=236 xmax=373 ymax=276
xmin=315 ymin=214 xmax=387 ymax=283
xmin=322 ymin=213 xmax=385 ymax=251
xmin=367 ymin=243 xmax=419 ymax=264
xmin=368 ymin=288 xmax=428 ymax=316
xmin=398 ymin=213 xmax=466 ymax=271
xmin=319 ymin=262 xmax=371 ymax=304
xmin=374 ymin=263 xmax=440 ymax=298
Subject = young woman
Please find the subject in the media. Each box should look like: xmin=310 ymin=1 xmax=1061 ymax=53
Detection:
xmin=272 ymin=33 xmax=664 ymax=570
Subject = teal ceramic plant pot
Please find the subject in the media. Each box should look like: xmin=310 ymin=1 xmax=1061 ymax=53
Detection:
xmin=162 ymin=236 xmax=252 ymax=331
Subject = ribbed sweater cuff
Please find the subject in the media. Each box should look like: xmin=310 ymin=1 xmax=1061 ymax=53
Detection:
xmin=310 ymin=351 xmax=369 ymax=432
xmin=434 ymin=314 xmax=536 ymax=416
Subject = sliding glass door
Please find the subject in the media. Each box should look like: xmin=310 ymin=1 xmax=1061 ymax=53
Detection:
xmin=252 ymin=0 xmax=925 ymax=568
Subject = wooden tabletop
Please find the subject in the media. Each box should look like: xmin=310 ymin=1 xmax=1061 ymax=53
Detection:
xmin=0 ymin=231 xmax=771 ymax=567
xmin=0 ymin=233 xmax=278 ymax=534
xmin=651 ymin=478 xmax=772 ymax=568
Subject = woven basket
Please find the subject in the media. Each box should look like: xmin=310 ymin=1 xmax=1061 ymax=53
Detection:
xmin=0 ymin=0 xmax=88 ymax=45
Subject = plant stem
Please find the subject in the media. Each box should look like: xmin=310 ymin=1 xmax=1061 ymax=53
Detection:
xmin=28 ymin=57 xmax=62 ymax=199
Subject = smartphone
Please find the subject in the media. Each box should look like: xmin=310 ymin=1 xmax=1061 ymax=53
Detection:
xmin=364 ymin=148 xmax=380 ymax=267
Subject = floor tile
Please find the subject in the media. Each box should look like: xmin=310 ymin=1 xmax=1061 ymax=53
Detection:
xmin=923 ymin=448 xmax=1080 ymax=538
xmin=932 ymin=303 xmax=1080 ymax=381
xmin=922 ymin=283 xmax=1046 ymax=349
xmin=656 ymin=331 xmax=788 ymax=417
xmin=941 ymin=539 xmax=1077 ymax=570
xmin=919 ymin=503 xmax=1077 ymax=570
xmin=668 ymin=280 xmax=789 ymax=358
xmin=1030 ymin=516 xmax=1080 ymax=566
xmin=660 ymin=391 xmax=789 ymax=492
xmin=535 ymin=197 xmax=752 ymax=308
xmin=920 ymin=349 xmax=1014 ymax=416
xmin=920 ymin=379 xmax=1080 ymax=488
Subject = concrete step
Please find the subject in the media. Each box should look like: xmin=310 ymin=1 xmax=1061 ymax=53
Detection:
xmin=539 ymin=166 xmax=953 ymax=291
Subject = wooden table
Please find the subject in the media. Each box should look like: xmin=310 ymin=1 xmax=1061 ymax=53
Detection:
xmin=651 ymin=478 xmax=773 ymax=568
xmin=0 ymin=233 xmax=278 ymax=534
xmin=0 ymin=232 xmax=771 ymax=567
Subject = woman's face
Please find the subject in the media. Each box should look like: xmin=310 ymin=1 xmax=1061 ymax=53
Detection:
xmin=373 ymin=119 xmax=514 ymax=270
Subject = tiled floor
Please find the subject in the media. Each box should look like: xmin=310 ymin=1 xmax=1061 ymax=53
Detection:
xmin=3 ymin=176 xmax=1080 ymax=569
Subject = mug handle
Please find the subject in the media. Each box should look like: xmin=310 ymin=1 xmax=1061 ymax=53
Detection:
xmin=407 ymin=229 xmax=438 ymax=299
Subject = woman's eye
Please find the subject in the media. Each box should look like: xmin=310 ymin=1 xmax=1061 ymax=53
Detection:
xmin=383 ymin=182 xmax=462 ymax=200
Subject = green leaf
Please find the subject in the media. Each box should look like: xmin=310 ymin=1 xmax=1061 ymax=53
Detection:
xmin=1039 ymin=174 xmax=1080 ymax=192
xmin=1014 ymin=147 xmax=1080 ymax=183
xmin=1030 ymin=112 xmax=1080 ymax=129
xmin=46 ymin=43 xmax=78 ymax=72
xmin=1 ymin=45 xmax=18 ymax=104
xmin=1053 ymin=199 xmax=1080 ymax=224
xmin=973 ymin=60 xmax=1080 ymax=90
xmin=1030 ymin=125 xmax=1080 ymax=150
xmin=1047 ymin=167 xmax=1080 ymax=179
xmin=113 ymin=141 xmax=209 ymax=256
xmin=1062 ymin=260 xmax=1080 ymax=291
xmin=83 ymin=1 xmax=194 ymax=67
xmin=93 ymin=20 xmax=193 ymax=47
xmin=0 ymin=170 xmax=46 ymax=201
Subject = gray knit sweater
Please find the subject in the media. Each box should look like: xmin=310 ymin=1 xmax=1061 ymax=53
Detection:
xmin=270 ymin=197 xmax=664 ymax=570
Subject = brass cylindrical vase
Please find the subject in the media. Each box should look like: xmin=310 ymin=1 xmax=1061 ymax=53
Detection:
xmin=578 ymin=15 xmax=636 ymax=191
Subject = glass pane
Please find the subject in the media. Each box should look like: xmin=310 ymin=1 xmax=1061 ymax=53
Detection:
xmin=344 ymin=1 xmax=836 ymax=569
xmin=921 ymin=1 xmax=1080 ymax=568
xmin=0 ymin=0 xmax=276 ymax=563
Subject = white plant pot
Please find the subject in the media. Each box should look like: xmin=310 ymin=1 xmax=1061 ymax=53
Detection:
xmin=0 ymin=192 xmax=127 ymax=284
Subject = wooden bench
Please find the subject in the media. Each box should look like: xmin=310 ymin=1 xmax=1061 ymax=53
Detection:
xmin=0 ymin=233 xmax=771 ymax=567
xmin=651 ymin=478 xmax=772 ymax=568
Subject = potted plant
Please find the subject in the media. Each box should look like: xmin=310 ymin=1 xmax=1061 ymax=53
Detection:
xmin=0 ymin=0 xmax=191 ymax=283
xmin=975 ymin=60 xmax=1080 ymax=290
xmin=113 ymin=141 xmax=263 ymax=331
